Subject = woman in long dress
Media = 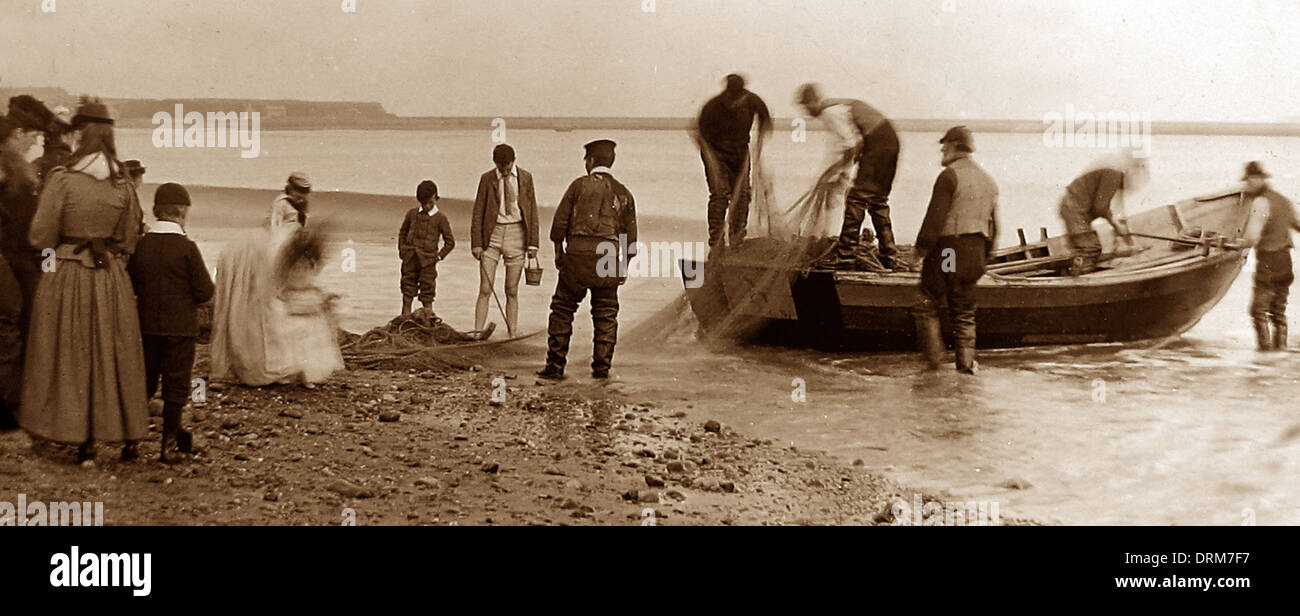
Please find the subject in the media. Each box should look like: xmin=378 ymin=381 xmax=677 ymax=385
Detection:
xmin=210 ymin=173 xmax=343 ymax=387
xmin=19 ymin=100 xmax=147 ymax=462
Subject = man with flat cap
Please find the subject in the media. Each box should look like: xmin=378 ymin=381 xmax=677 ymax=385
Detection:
xmin=913 ymin=126 xmax=1000 ymax=374
xmin=796 ymin=83 xmax=903 ymax=270
xmin=1241 ymin=161 xmax=1300 ymax=351
xmin=272 ymin=171 xmax=312 ymax=231
xmin=538 ymin=139 xmax=638 ymax=380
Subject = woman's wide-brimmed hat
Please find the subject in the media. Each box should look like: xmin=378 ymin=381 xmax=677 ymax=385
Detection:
xmin=72 ymin=97 xmax=115 ymax=128
xmin=8 ymin=95 xmax=64 ymax=132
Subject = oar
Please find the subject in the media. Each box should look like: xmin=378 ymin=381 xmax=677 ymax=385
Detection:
xmin=1127 ymin=231 xmax=1244 ymax=250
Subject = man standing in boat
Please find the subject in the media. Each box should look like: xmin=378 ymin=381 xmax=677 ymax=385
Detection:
xmin=1241 ymin=161 xmax=1300 ymax=351
xmin=1058 ymin=152 xmax=1145 ymax=275
xmin=696 ymin=73 xmax=772 ymax=256
xmin=796 ymin=83 xmax=902 ymax=271
xmin=537 ymin=139 xmax=637 ymax=381
xmin=913 ymin=126 xmax=999 ymax=374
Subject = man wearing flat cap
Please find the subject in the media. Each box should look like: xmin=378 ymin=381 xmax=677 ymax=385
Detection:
xmin=913 ymin=126 xmax=1000 ymax=374
xmin=1241 ymin=161 xmax=1300 ymax=351
xmin=272 ymin=171 xmax=312 ymax=230
xmin=538 ymin=139 xmax=638 ymax=380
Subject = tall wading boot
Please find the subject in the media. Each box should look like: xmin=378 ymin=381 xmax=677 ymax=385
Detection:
xmin=1272 ymin=321 xmax=1288 ymax=351
xmin=591 ymin=342 xmax=615 ymax=379
xmin=955 ymin=341 xmax=978 ymax=375
xmin=1253 ymin=319 xmax=1273 ymax=351
xmin=915 ymin=313 xmax=944 ymax=370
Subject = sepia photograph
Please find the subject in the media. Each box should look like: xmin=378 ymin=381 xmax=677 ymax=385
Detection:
xmin=1 ymin=0 xmax=1294 ymax=599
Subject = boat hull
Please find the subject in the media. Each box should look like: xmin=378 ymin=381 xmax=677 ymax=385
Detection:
xmin=683 ymin=189 xmax=1253 ymax=350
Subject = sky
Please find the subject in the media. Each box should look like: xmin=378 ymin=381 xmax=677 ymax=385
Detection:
xmin=2 ymin=0 xmax=1299 ymax=121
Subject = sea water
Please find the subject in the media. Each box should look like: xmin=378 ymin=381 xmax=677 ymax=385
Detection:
xmin=114 ymin=127 xmax=1300 ymax=524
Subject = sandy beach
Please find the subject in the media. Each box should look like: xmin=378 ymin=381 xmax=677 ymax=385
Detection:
xmin=0 ymin=343 xmax=1038 ymax=526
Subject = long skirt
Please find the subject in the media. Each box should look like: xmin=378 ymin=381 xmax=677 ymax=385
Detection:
xmin=211 ymin=230 xmax=343 ymax=386
xmin=18 ymin=255 xmax=148 ymax=444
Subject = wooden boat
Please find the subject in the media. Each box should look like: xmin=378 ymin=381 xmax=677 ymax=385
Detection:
xmin=681 ymin=187 xmax=1254 ymax=350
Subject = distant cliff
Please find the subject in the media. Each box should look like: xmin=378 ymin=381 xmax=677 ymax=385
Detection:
xmin=4 ymin=86 xmax=1299 ymax=136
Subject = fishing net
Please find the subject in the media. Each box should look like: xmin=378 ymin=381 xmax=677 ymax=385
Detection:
xmin=631 ymin=146 xmax=917 ymax=346
xmin=337 ymin=307 xmax=503 ymax=371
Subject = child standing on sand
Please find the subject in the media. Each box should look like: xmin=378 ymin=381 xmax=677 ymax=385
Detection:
xmin=398 ymin=180 xmax=455 ymax=315
xmin=127 ymin=182 xmax=215 ymax=463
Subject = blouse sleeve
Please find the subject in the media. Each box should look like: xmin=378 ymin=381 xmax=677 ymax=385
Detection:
xmin=28 ymin=170 xmax=67 ymax=252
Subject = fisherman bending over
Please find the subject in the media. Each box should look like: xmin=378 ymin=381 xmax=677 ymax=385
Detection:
xmin=1058 ymin=151 xmax=1146 ymax=275
xmin=796 ymin=83 xmax=902 ymax=271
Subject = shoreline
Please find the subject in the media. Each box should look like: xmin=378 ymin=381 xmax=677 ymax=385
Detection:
xmin=0 ymin=343 xmax=1039 ymax=526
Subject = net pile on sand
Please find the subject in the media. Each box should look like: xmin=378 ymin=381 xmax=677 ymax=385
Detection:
xmin=338 ymin=309 xmax=490 ymax=371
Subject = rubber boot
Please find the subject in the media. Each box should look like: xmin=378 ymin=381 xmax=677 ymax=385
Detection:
xmin=915 ymin=313 xmax=943 ymax=370
xmin=592 ymin=342 xmax=615 ymax=379
xmin=1254 ymin=319 xmax=1272 ymax=351
xmin=956 ymin=341 xmax=978 ymax=375
xmin=1272 ymin=321 xmax=1288 ymax=351
xmin=401 ymin=296 xmax=413 ymax=316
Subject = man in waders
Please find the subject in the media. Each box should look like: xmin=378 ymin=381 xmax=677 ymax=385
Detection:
xmin=1241 ymin=161 xmax=1300 ymax=351
xmin=914 ymin=126 xmax=1000 ymax=374
xmin=537 ymin=140 xmax=638 ymax=380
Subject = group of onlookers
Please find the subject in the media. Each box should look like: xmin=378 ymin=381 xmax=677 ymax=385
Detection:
xmin=1 ymin=95 xmax=211 ymax=463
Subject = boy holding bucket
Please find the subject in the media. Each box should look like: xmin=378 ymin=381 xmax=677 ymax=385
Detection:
xmin=471 ymin=144 xmax=541 ymax=338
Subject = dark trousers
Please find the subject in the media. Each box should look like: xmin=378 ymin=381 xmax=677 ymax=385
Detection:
xmin=1250 ymin=249 xmax=1294 ymax=326
xmin=545 ymin=252 xmax=620 ymax=373
xmin=143 ymin=334 xmax=198 ymax=406
xmin=0 ymin=252 xmax=22 ymax=418
xmin=400 ymin=255 xmax=438 ymax=305
xmin=917 ymin=235 xmax=989 ymax=346
xmin=837 ymin=134 xmax=900 ymax=265
xmin=702 ymin=148 xmax=751 ymax=249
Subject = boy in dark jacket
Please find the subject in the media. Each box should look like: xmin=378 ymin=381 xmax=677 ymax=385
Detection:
xmin=127 ymin=182 xmax=215 ymax=463
xmin=398 ymin=180 xmax=455 ymax=315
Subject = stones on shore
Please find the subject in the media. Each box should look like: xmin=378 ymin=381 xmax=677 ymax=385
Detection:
xmin=326 ymin=480 xmax=374 ymax=499
xmin=378 ymin=410 xmax=401 ymax=422
xmin=703 ymin=420 xmax=721 ymax=433
xmin=280 ymin=408 xmax=304 ymax=419
xmin=414 ymin=477 xmax=441 ymax=489
xmin=481 ymin=462 xmax=500 ymax=473
xmin=644 ymin=474 xmax=666 ymax=487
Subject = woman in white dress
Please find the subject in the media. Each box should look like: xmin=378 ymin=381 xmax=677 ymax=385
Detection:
xmin=210 ymin=172 xmax=343 ymax=387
